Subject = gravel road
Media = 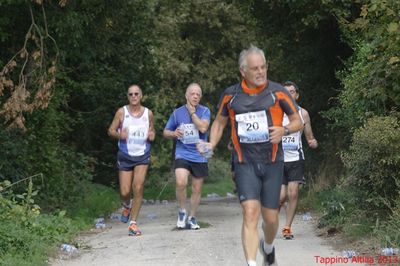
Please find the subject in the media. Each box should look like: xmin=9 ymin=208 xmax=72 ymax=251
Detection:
xmin=51 ymin=197 xmax=361 ymax=266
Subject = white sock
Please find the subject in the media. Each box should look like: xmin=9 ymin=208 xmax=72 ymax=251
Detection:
xmin=179 ymin=208 xmax=186 ymax=213
xmin=123 ymin=201 xmax=131 ymax=208
xmin=247 ymin=260 xmax=256 ymax=266
xmin=263 ymin=242 xmax=274 ymax=254
xmin=129 ymin=220 xmax=136 ymax=225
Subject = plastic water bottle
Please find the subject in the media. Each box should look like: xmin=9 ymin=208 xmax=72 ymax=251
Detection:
xmin=226 ymin=192 xmax=235 ymax=198
xmin=177 ymin=123 xmax=184 ymax=140
xmin=302 ymin=212 xmax=312 ymax=221
xmin=207 ymin=192 xmax=220 ymax=198
xmin=94 ymin=217 xmax=106 ymax=229
xmin=94 ymin=218 xmax=104 ymax=224
xmin=197 ymin=140 xmax=213 ymax=158
xmin=342 ymin=250 xmax=357 ymax=258
xmin=146 ymin=212 xmax=157 ymax=220
xmin=381 ymin=247 xmax=399 ymax=255
xmin=60 ymin=244 xmax=79 ymax=258
xmin=109 ymin=213 xmax=121 ymax=220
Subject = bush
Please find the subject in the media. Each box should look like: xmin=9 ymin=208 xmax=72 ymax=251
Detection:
xmin=375 ymin=196 xmax=400 ymax=248
xmin=342 ymin=115 xmax=400 ymax=211
xmin=0 ymin=179 xmax=120 ymax=266
xmin=0 ymin=180 xmax=78 ymax=266
xmin=207 ymin=157 xmax=232 ymax=183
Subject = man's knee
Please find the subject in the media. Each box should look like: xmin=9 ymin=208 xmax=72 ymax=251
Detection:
xmin=242 ymin=204 xmax=260 ymax=221
xmin=263 ymin=211 xmax=279 ymax=225
xmin=191 ymin=184 xmax=202 ymax=194
xmin=288 ymin=186 xmax=299 ymax=201
xmin=176 ymin=178 xmax=187 ymax=189
xmin=288 ymin=192 xmax=298 ymax=202
xmin=133 ymin=183 xmax=144 ymax=195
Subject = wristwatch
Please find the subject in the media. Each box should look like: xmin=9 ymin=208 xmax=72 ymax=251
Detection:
xmin=283 ymin=126 xmax=290 ymax=136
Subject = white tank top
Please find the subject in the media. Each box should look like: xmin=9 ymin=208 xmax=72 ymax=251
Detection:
xmin=282 ymin=108 xmax=305 ymax=162
xmin=118 ymin=106 xmax=150 ymax=156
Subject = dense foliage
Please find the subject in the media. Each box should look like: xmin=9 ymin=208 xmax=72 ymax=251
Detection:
xmin=1 ymin=0 xmax=399 ymax=258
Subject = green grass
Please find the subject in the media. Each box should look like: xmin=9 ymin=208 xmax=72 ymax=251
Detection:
xmin=143 ymin=176 xmax=235 ymax=200
xmin=300 ymin=182 xmax=400 ymax=253
xmin=202 ymin=177 xmax=235 ymax=197
xmin=66 ymin=183 xmax=120 ymax=223
xmin=0 ymin=181 xmax=120 ymax=266
xmin=143 ymin=157 xmax=234 ymax=200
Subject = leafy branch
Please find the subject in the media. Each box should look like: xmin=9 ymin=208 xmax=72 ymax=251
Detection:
xmin=0 ymin=1 xmax=60 ymax=131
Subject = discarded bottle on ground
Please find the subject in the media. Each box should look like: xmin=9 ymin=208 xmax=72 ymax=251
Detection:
xmin=381 ymin=247 xmax=399 ymax=256
xmin=109 ymin=213 xmax=121 ymax=220
xmin=94 ymin=217 xmax=106 ymax=229
xmin=342 ymin=250 xmax=357 ymax=258
xmin=147 ymin=212 xmax=157 ymax=220
xmin=302 ymin=212 xmax=312 ymax=221
xmin=60 ymin=244 xmax=79 ymax=258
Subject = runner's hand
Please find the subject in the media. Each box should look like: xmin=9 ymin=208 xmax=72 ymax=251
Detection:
xmin=174 ymin=127 xmax=183 ymax=139
xmin=308 ymin=138 xmax=318 ymax=149
xmin=268 ymin=126 xmax=284 ymax=144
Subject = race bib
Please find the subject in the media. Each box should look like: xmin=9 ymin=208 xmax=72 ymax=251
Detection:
xmin=127 ymin=125 xmax=148 ymax=145
xmin=180 ymin=123 xmax=199 ymax=144
xmin=282 ymin=132 xmax=300 ymax=151
xmin=235 ymin=111 xmax=269 ymax=143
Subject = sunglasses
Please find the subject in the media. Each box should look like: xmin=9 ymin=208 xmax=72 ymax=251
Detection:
xmin=128 ymin=92 xmax=140 ymax=97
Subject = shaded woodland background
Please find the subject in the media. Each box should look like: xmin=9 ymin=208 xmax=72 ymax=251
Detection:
xmin=1 ymin=0 xmax=399 ymax=241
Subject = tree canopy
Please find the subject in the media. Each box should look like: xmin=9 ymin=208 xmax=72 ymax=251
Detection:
xmin=1 ymin=0 xmax=399 ymax=220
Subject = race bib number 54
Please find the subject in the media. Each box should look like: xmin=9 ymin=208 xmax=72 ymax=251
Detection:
xmin=180 ymin=123 xmax=199 ymax=144
xmin=235 ymin=111 xmax=269 ymax=143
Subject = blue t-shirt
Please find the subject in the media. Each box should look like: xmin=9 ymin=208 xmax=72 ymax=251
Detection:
xmin=164 ymin=104 xmax=211 ymax=163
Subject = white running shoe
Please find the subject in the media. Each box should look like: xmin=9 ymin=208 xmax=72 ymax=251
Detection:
xmin=188 ymin=216 xmax=200 ymax=230
xmin=176 ymin=210 xmax=187 ymax=229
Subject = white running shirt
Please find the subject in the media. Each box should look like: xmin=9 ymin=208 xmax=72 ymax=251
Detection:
xmin=118 ymin=106 xmax=150 ymax=156
xmin=282 ymin=108 xmax=305 ymax=162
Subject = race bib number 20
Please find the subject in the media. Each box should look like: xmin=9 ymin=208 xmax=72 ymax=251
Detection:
xmin=235 ymin=111 xmax=269 ymax=143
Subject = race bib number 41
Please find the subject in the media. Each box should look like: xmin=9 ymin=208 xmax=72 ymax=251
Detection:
xmin=127 ymin=125 xmax=148 ymax=145
xmin=235 ymin=111 xmax=269 ymax=143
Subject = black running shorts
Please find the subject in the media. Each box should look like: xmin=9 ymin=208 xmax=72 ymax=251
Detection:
xmin=282 ymin=160 xmax=305 ymax=185
xmin=234 ymin=161 xmax=283 ymax=209
xmin=174 ymin=159 xmax=208 ymax=178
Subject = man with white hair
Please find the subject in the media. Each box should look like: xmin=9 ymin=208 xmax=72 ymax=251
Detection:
xmin=199 ymin=45 xmax=303 ymax=266
xmin=163 ymin=83 xmax=211 ymax=230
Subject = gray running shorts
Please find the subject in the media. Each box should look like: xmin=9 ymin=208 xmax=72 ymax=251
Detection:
xmin=234 ymin=161 xmax=283 ymax=209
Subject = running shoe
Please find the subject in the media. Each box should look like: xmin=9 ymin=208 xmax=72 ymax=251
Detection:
xmin=259 ymin=240 xmax=277 ymax=266
xmin=282 ymin=226 xmax=294 ymax=240
xmin=120 ymin=206 xmax=130 ymax=223
xmin=128 ymin=222 xmax=142 ymax=236
xmin=176 ymin=210 xmax=187 ymax=229
xmin=187 ymin=216 xmax=200 ymax=230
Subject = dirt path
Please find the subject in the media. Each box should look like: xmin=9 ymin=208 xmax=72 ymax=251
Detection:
xmin=51 ymin=197 xmax=360 ymax=266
